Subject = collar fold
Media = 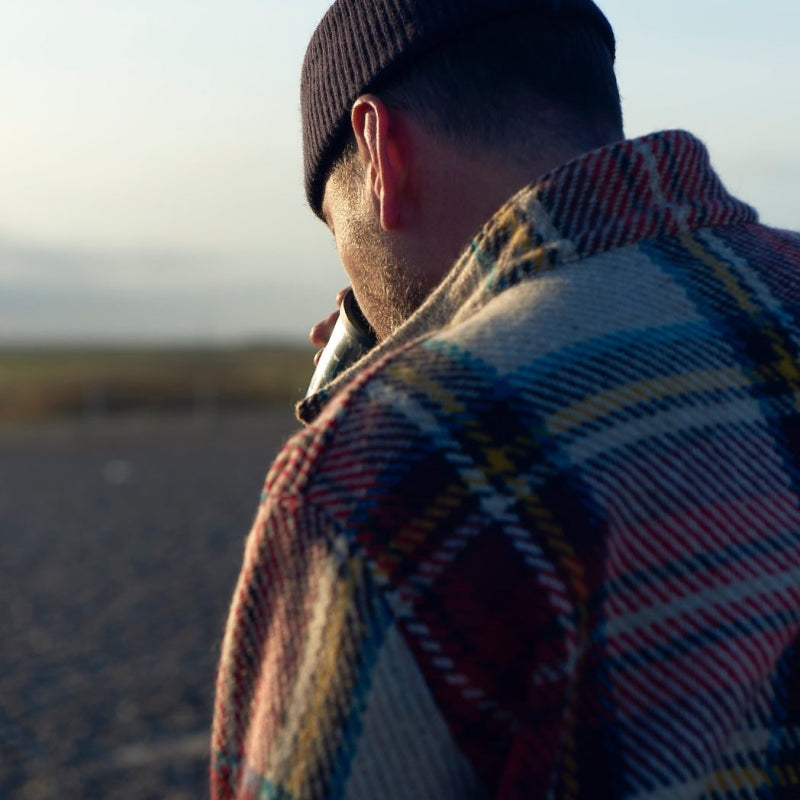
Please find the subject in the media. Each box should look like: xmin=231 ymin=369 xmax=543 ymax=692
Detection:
xmin=297 ymin=130 xmax=757 ymax=424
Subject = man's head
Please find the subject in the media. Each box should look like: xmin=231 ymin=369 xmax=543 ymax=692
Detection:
xmin=302 ymin=0 xmax=622 ymax=338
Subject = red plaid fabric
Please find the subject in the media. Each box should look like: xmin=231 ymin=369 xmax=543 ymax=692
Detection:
xmin=212 ymin=131 xmax=800 ymax=799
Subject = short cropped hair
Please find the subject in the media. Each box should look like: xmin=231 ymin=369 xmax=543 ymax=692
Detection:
xmin=335 ymin=12 xmax=622 ymax=174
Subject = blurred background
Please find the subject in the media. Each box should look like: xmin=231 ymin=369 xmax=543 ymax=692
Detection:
xmin=1 ymin=0 xmax=798 ymax=797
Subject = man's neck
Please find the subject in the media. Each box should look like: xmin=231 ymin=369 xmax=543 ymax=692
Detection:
xmin=412 ymin=138 xmax=595 ymax=284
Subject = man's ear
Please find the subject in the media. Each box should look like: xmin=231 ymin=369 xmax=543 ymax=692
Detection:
xmin=350 ymin=94 xmax=411 ymax=231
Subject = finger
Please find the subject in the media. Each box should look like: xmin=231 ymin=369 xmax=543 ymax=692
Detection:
xmin=309 ymin=309 xmax=340 ymax=347
xmin=313 ymin=347 xmax=325 ymax=366
xmin=335 ymin=286 xmax=351 ymax=307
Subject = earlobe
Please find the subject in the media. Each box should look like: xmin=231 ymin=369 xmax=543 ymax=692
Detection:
xmin=351 ymin=94 xmax=409 ymax=232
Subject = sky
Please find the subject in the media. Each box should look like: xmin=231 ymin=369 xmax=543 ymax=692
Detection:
xmin=1 ymin=0 xmax=798 ymax=344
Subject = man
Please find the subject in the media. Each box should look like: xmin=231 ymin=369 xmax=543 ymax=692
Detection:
xmin=212 ymin=1 xmax=800 ymax=798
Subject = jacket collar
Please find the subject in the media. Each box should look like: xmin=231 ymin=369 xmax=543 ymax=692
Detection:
xmin=297 ymin=130 xmax=757 ymax=424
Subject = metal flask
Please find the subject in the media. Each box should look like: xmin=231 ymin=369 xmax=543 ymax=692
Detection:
xmin=305 ymin=289 xmax=377 ymax=397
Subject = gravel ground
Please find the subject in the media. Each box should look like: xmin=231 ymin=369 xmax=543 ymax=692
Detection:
xmin=0 ymin=409 xmax=300 ymax=799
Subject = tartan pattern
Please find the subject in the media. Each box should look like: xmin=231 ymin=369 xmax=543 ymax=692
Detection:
xmin=212 ymin=130 xmax=800 ymax=799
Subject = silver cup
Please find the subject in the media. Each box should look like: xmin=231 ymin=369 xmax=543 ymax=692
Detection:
xmin=306 ymin=289 xmax=377 ymax=397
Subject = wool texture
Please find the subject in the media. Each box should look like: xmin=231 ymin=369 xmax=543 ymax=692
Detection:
xmin=212 ymin=130 xmax=800 ymax=800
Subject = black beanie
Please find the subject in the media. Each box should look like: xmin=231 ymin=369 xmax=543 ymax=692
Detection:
xmin=301 ymin=0 xmax=616 ymax=218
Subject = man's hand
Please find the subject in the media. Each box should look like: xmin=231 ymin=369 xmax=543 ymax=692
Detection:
xmin=309 ymin=287 xmax=350 ymax=366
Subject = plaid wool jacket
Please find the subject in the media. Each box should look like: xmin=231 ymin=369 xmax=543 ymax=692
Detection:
xmin=212 ymin=130 xmax=800 ymax=800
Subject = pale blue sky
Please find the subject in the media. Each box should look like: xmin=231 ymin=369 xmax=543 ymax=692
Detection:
xmin=1 ymin=1 xmax=798 ymax=343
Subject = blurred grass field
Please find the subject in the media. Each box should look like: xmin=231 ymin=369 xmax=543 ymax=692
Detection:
xmin=0 ymin=344 xmax=313 ymax=425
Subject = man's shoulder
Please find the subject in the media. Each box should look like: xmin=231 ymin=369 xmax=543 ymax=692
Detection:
xmin=278 ymin=211 xmax=800 ymax=499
